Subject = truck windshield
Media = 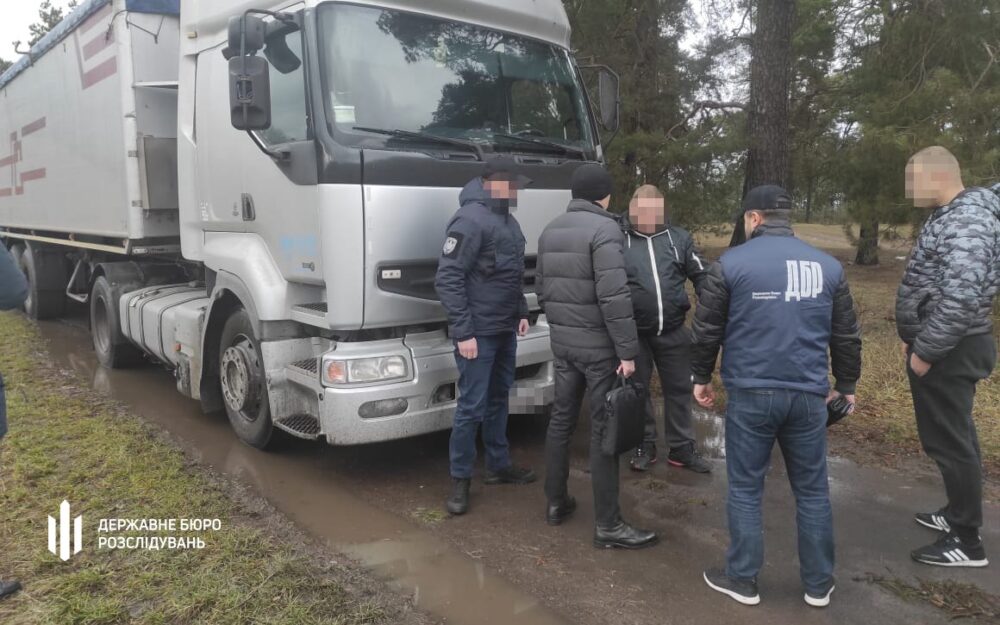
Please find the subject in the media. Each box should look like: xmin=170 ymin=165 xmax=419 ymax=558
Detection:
xmin=317 ymin=4 xmax=597 ymax=159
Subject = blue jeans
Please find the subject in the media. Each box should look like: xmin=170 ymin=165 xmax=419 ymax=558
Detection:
xmin=449 ymin=332 xmax=516 ymax=479
xmin=725 ymin=387 xmax=833 ymax=595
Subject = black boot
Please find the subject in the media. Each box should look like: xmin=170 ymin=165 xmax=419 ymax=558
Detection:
xmin=546 ymin=495 xmax=577 ymax=526
xmin=484 ymin=465 xmax=537 ymax=485
xmin=593 ymin=521 xmax=659 ymax=549
xmin=446 ymin=478 xmax=471 ymax=516
xmin=0 ymin=579 xmax=21 ymax=601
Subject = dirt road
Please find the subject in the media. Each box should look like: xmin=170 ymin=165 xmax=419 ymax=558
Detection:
xmin=38 ymin=316 xmax=999 ymax=625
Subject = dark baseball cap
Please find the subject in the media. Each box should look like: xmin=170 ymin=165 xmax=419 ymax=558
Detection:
xmin=741 ymin=185 xmax=792 ymax=213
xmin=483 ymin=156 xmax=532 ymax=189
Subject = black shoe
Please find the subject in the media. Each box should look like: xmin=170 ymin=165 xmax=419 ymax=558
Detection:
xmin=914 ymin=508 xmax=951 ymax=533
xmin=703 ymin=568 xmax=760 ymax=606
xmin=668 ymin=442 xmax=712 ymax=474
xmin=593 ymin=521 xmax=659 ymax=550
xmin=911 ymin=532 xmax=988 ymax=567
xmin=446 ymin=478 xmax=471 ymax=516
xmin=805 ymin=578 xmax=836 ymax=608
xmin=629 ymin=444 xmax=658 ymax=472
xmin=484 ymin=465 xmax=537 ymax=485
xmin=547 ymin=496 xmax=577 ymax=526
xmin=0 ymin=579 xmax=21 ymax=601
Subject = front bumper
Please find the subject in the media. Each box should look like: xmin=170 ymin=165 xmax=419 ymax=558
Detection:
xmin=317 ymin=323 xmax=554 ymax=446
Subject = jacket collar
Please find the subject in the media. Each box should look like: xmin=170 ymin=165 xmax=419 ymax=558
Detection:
xmin=750 ymin=222 xmax=794 ymax=239
xmin=567 ymin=198 xmax=618 ymax=221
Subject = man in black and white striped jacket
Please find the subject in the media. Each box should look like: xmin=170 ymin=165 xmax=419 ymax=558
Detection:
xmin=622 ymin=185 xmax=711 ymax=474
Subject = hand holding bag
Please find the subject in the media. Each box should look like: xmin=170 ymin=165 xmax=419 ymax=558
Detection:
xmin=601 ymin=375 xmax=646 ymax=456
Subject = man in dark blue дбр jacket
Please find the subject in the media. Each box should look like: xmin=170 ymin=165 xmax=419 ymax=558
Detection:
xmin=690 ymin=186 xmax=862 ymax=609
xmin=435 ymin=156 xmax=537 ymax=516
xmin=0 ymin=242 xmax=28 ymax=602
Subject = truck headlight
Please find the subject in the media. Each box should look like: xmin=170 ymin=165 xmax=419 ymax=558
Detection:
xmin=322 ymin=355 xmax=409 ymax=386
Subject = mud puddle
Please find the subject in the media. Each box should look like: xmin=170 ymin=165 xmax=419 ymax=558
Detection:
xmin=38 ymin=316 xmax=570 ymax=625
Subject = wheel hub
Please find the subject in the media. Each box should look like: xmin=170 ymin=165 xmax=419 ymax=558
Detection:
xmin=220 ymin=342 xmax=261 ymax=415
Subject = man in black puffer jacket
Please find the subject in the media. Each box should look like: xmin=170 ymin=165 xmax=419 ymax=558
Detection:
xmin=622 ymin=185 xmax=711 ymax=474
xmin=537 ymin=164 xmax=657 ymax=550
xmin=897 ymin=147 xmax=1000 ymax=569
xmin=435 ymin=156 xmax=537 ymax=517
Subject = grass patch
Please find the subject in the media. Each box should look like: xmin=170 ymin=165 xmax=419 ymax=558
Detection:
xmin=409 ymin=507 xmax=448 ymax=526
xmin=696 ymin=224 xmax=1000 ymax=477
xmin=858 ymin=573 xmax=1000 ymax=621
xmin=0 ymin=313 xmax=411 ymax=624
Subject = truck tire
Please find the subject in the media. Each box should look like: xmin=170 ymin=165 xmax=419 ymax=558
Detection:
xmin=90 ymin=275 xmax=143 ymax=368
xmin=8 ymin=244 xmax=25 ymax=312
xmin=18 ymin=243 xmax=66 ymax=320
xmin=219 ymin=308 xmax=275 ymax=449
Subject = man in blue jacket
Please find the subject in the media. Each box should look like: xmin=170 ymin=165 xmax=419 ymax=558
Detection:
xmin=623 ymin=185 xmax=711 ymax=473
xmin=0 ymin=243 xmax=28 ymax=602
xmin=691 ymin=186 xmax=861 ymax=608
xmin=435 ymin=157 xmax=536 ymax=516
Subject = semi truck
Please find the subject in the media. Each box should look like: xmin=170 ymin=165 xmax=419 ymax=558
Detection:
xmin=0 ymin=0 xmax=619 ymax=448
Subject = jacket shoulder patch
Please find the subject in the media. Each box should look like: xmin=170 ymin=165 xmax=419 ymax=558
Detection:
xmin=443 ymin=231 xmax=464 ymax=258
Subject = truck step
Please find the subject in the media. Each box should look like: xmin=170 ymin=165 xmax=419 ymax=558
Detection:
xmin=290 ymin=303 xmax=327 ymax=327
xmin=274 ymin=414 xmax=321 ymax=440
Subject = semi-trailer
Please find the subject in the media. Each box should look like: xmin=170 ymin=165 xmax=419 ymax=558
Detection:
xmin=0 ymin=0 xmax=619 ymax=448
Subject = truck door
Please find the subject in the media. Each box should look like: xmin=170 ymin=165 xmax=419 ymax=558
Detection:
xmin=195 ymin=42 xmax=250 ymax=234
xmin=237 ymin=12 xmax=323 ymax=286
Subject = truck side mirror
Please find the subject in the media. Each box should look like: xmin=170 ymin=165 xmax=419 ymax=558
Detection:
xmin=596 ymin=67 xmax=620 ymax=133
xmin=227 ymin=15 xmax=266 ymax=55
xmin=229 ymin=56 xmax=271 ymax=130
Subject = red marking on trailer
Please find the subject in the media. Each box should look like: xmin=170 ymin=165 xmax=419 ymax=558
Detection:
xmin=83 ymin=30 xmax=115 ymax=61
xmin=0 ymin=117 xmax=46 ymax=200
xmin=21 ymin=118 xmax=46 ymax=137
xmin=74 ymin=28 xmax=117 ymax=91
xmin=79 ymin=3 xmax=113 ymax=34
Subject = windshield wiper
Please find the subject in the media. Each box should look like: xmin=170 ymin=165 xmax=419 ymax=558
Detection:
xmin=353 ymin=126 xmax=484 ymax=160
xmin=492 ymin=132 xmax=588 ymax=160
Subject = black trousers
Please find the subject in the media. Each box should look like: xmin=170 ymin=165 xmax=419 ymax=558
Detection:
xmin=637 ymin=326 xmax=696 ymax=450
xmin=544 ymin=357 xmax=621 ymax=528
xmin=908 ymin=333 xmax=997 ymax=540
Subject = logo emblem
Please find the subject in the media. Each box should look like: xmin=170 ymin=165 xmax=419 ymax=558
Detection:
xmin=48 ymin=500 xmax=83 ymax=561
xmin=443 ymin=237 xmax=458 ymax=255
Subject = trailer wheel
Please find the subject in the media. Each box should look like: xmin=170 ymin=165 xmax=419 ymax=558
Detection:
xmin=90 ymin=275 xmax=143 ymax=368
xmin=8 ymin=244 xmax=25 ymax=312
xmin=219 ymin=308 xmax=275 ymax=449
xmin=18 ymin=244 xmax=66 ymax=320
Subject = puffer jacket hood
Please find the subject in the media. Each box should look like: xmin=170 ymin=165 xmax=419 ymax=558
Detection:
xmin=459 ymin=176 xmax=510 ymax=214
xmin=896 ymin=185 xmax=1000 ymax=363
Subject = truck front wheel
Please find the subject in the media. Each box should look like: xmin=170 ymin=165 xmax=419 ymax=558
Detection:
xmin=90 ymin=275 xmax=143 ymax=368
xmin=18 ymin=243 xmax=66 ymax=320
xmin=219 ymin=308 xmax=275 ymax=449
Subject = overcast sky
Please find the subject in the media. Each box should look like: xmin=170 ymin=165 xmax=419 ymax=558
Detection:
xmin=0 ymin=0 xmax=78 ymax=62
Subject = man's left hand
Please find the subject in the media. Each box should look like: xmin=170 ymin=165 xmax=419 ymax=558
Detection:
xmin=517 ymin=318 xmax=530 ymax=337
xmin=910 ymin=352 xmax=932 ymax=377
xmin=693 ymin=383 xmax=715 ymax=409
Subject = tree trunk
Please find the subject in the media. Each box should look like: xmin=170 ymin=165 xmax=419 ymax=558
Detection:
xmin=805 ymin=173 xmax=814 ymax=223
xmin=730 ymin=0 xmax=796 ymax=247
xmin=855 ymin=218 xmax=880 ymax=266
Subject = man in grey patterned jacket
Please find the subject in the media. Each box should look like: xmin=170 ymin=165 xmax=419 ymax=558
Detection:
xmin=897 ymin=146 xmax=999 ymax=568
